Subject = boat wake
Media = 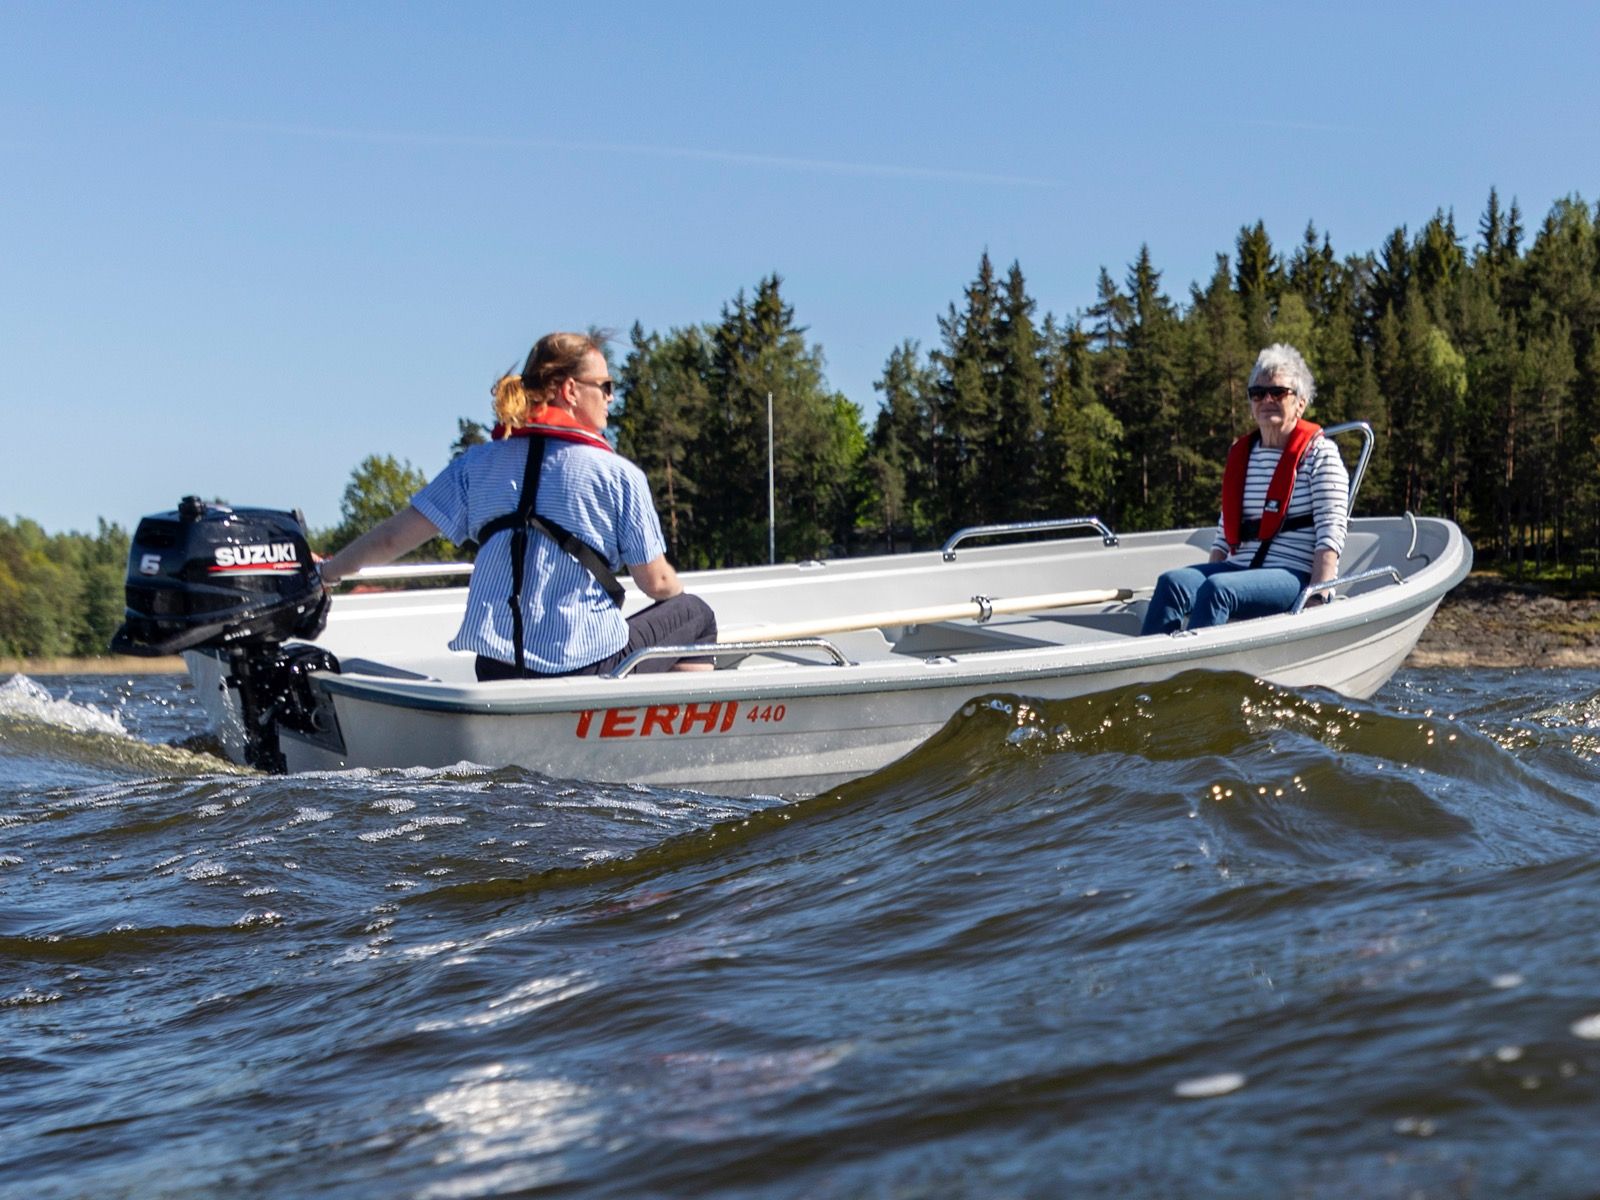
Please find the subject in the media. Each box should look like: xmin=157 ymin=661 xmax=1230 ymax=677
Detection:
xmin=0 ymin=674 xmax=242 ymax=780
xmin=0 ymin=673 xmax=129 ymax=735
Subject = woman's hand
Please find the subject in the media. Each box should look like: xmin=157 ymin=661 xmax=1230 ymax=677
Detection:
xmin=312 ymin=553 xmax=340 ymax=589
xmin=1306 ymin=547 xmax=1339 ymax=606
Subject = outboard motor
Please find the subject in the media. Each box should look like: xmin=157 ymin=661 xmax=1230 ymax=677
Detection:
xmin=112 ymin=496 xmax=340 ymax=772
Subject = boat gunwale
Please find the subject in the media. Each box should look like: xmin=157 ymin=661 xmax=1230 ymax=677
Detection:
xmin=300 ymin=517 xmax=1470 ymax=718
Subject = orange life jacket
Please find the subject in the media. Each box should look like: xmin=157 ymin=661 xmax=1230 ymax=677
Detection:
xmin=491 ymin=403 xmax=613 ymax=453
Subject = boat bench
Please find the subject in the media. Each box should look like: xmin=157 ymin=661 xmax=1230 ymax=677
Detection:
xmin=720 ymin=604 xmax=1142 ymax=670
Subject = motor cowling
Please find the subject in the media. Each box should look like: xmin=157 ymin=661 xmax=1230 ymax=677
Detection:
xmin=112 ymin=497 xmax=341 ymax=773
xmin=112 ymin=496 xmax=330 ymax=656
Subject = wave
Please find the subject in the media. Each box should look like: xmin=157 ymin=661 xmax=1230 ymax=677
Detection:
xmin=419 ymin=671 xmax=1600 ymax=902
xmin=10 ymin=669 xmax=1600 ymax=1197
xmin=0 ymin=673 xmax=128 ymax=735
xmin=0 ymin=674 xmax=243 ymax=780
xmin=0 ymin=914 xmax=286 ymax=966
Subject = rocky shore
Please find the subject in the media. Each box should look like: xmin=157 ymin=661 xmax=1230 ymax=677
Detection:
xmin=1406 ymin=573 xmax=1600 ymax=668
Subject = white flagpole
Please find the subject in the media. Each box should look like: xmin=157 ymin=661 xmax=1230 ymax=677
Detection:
xmin=767 ymin=391 xmax=776 ymax=564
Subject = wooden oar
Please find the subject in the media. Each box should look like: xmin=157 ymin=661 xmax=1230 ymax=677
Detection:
xmin=719 ymin=587 xmax=1132 ymax=644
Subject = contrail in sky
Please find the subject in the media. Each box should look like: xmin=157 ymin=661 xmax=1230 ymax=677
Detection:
xmin=209 ymin=120 xmax=1067 ymax=189
xmin=1241 ymin=118 xmax=1359 ymax=134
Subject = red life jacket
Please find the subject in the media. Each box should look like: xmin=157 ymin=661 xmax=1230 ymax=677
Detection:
xmin=491 ymin=403 xmax=613 ymax=453
xmin=1221 ymin=420 xmax=1322 ymax=552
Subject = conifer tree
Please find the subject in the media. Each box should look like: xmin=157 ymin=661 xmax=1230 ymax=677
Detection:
xmin=1307 ymin=256 xmax=1362 ymax=427
xmin=870 ymin=339 xmax=938 ymax=544
xmin=1040 ymin=318 xmax=1122 ymax=516
xmin=702 ymin=275 xmax=857 ymax=563
xmin=1478 ymin=188 xmax=1507 ymax=271
xmin=1288 ymin=222 xmax=1340 ymax=320
xmin=1234 ymin=221 xmax=1280 ymax=346
xmin=1084 ymin=267 xmax=1131 ymax=518
xmin=1370 ymin=227 xmax=1412 ymax=337
xmin=993 ymin=262 xmax=1047 ymax=517
xmin=930 ymin=253 xmax=1003 ymax=529
xmin=1179 ymin=256 xmax=1251 ymax=521
xmin=614 ymin=322 xmax=711 ymax=562
xmin=1269 ymin=292 xmax=1316 ymax=362
xmin=1087 ymin=266 xmax=1133 ymax=352
xmin=449 ymin=417 xmax=488 ymax=459
xmin=1414 ymin=209 xmax=1466 ymax=325
xmin=1120 ymin=245 xmax=1182 ymax=526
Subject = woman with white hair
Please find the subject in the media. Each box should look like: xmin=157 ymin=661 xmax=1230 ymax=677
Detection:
xmin=1140 ymin=343 xmax=1349 ymax=634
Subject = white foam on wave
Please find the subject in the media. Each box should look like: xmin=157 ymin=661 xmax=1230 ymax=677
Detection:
xmin=1173 ymin=1071 xmax=1247 ymax=1099
xmin=357 ymin=814 xmax=468 ymax=843
xmin=0 ymin=674 xmax=128 ymax=737
xmin=1570 ymin=1013 xmax=1600 ymax=1039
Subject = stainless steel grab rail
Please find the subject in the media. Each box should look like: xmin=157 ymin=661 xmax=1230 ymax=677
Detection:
xmin=941 ymin=516 xmax=1118 ymax=561
xmin=344 ymin=563 xmax=475 ymax=582
xmin=609 ymin=638 xmax=851 ymax=678
xmin=1290 ymin=566 xmax=1403 ymax=614
xmin=1320 ymin=420 xmax=1374 ymax=506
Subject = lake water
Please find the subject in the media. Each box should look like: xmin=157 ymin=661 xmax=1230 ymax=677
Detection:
xmin=4 ymin=665 xmax=1600 ymax=1198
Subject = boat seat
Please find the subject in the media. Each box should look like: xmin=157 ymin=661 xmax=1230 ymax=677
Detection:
xmin=888 ymin=606 xmax=1142 ymax=657
xmin=722 ymin=628 xmax=895 ymax=670
xmin=338 ymin=654 xmax=479 ymax=683
xmin=889 ymin=620 xmax=1062 ymax=656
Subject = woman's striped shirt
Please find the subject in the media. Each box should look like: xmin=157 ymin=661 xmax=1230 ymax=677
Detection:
xmin=1208 ymin=435 xmax=1349 ymax=573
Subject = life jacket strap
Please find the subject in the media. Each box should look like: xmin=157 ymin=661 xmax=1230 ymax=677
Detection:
xmin=466 ymin=438 xmax=626 ymax=675
xmin=1238 ymin=512 xmax=1316 ymax=544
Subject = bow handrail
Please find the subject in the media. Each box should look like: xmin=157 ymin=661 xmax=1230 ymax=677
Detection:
xmin=1290 ymin=565 xmax=1403 ymax=614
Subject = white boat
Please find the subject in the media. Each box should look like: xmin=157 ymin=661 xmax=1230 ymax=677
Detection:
xmin=158 ymin=424 xmax=1467 ymax=795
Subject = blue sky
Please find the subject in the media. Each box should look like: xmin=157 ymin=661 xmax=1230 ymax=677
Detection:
xmin=4 ymin=1 xmax=1598 ymax=535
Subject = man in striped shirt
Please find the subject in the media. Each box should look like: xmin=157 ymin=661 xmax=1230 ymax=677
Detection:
xmin=1140 ymin=343 xmax=1348 ymax=635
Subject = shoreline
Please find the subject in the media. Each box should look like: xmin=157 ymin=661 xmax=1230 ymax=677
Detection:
xmin=4 ymin=575 xmax=1597 ymax=677
xmin=2 ymin=655 xmax=185 ymax=677
xmin=1405 ymin=572 xmax=1600 ymax=669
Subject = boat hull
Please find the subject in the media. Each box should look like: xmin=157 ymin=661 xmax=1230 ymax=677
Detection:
xmin=184 ymin=516 xmax=1470 ymax=796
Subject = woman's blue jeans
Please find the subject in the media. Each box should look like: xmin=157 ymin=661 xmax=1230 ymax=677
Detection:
xmin=1140 ymin=561 xmax=1310 ymax=635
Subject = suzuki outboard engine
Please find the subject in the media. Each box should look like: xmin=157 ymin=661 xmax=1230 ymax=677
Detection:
xmin=112 ymin=496 xmax=339 ymax=772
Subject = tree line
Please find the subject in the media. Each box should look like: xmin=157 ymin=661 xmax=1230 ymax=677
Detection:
xmin=7 ymin=189 xmax=1598 ymax=658
xmin=331 ymin=191 xmax=1600 ymax=580
xmin=602 ymin=191 xmax=1599 ymax=579
xmin=0 ymin=519 xmax=127 ymax=659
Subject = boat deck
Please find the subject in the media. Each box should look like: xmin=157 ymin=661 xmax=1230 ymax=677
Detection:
xmin=332 ymin=602 xmax=1149 ymax=682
